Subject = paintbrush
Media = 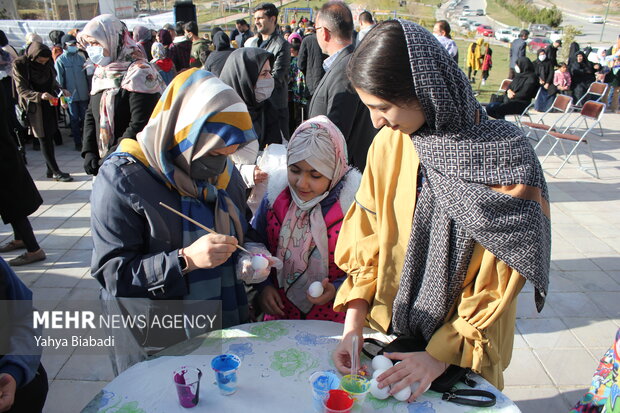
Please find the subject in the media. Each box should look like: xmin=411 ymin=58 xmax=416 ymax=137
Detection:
xmin=159 ymin=202 xmax=251 ymax=254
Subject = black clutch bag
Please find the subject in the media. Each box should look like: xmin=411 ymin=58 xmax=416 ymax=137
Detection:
xmin=363 ymin=336 xmax=496 ymax=407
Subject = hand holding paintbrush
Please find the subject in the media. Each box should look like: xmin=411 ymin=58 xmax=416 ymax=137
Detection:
xmin=159 ymin=202 xmax=248 ymax=272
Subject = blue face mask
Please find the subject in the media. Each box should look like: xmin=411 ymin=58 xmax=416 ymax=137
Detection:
xmin=86 ymin=45 xmax=111 ymax=66
xmin=66 ymin=45 xmax=78 ymax=54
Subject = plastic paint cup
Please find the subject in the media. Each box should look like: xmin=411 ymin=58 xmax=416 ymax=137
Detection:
xmin=309 ymin=371 xmax=341 ymax=413
xmin=173 ymin=366 xmax=202 ymax=408
xmin=49 ymin=97 xmax=59 ymax=106
xmin=339 ymin=374 xmax=370 ymax=405
xmin=323 ymin=389 xmax=354 ymax=413
xmin=211 ymin=354 xmax=241 ymax=395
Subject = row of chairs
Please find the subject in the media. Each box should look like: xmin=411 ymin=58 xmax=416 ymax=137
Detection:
xmin=496 ymin=79 xmax=609 ymax=178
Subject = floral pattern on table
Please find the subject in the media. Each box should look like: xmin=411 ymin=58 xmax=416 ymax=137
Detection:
xmin=270 ymin=347 xmax=319 ymax=377
xmin=82 ymin=320 xmax=519 ymax=413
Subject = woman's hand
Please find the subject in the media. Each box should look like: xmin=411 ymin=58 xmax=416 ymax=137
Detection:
xmin=181 ymin=233 xmax=238 ymax=271
xmin=254 ymin=167 xmax=268 ymax=184
xmin=62 ymin=89 xmax=72 ymax=97
xmin=306 ymin=278 xmax=336 ymax=306
xmin=376 ymin=351 xmax=447 ymax=402
xmin=41 ymin=92 xmax=53 ymax=101
xmin=332 ymin=299 xmax=368 ymax=374
xmin=258 ymin=285 xmax=285 ymax=316
xmin=333 ymin=329 xmax=363 ymax=374
xmin=506 ymin=89 xmax=515 ymax=99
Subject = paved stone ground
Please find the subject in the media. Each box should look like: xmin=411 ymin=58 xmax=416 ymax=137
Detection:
xmin=2 ymin=111 xmax=620 ymax=412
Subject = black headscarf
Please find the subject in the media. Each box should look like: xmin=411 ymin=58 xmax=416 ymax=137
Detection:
xmin=389 ymin=21 xmax=550 ymax=340
xmin=204 ymin=32 xmax=234 ymax=77
xmin=508 ymin=56 xmax=539 ymax=102
xmin=219 ymin=48 xmax=279 ymax=148
xmin=219 ymin=47 xmax=274 ymax=119
xmin=568 ymin=41 xmax=580 ymax=67
xmin=19 ymin=42 xmax=55 ymax=92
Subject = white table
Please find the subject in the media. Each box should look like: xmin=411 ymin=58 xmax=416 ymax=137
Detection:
xmin=82 ymin=320 xmax=519 ymax=412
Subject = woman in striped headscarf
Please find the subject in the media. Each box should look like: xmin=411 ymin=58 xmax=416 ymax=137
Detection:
xmin=90 ymin=69 xmax=263 ymax=373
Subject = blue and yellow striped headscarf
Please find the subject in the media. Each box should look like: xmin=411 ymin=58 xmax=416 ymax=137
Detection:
xmin=117 ymin=69 xmax=257 ymax=244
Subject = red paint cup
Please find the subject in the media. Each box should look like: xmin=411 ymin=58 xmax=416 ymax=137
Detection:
xmin=323 ymin=389 xmax=354 ymax=413
xmin=50 ymin=97 xmax=59 ymax=106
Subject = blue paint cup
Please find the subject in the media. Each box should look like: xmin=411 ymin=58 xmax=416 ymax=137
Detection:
xmin=308 ymin=371 xmax=340 ymax=413
xmin=211 ymin=354 xmax=241 ymax=395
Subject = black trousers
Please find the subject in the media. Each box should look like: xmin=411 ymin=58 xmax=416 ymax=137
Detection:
xmin=7 ymin=363 xmax=48 ymax=413
xmin=11 ymin=216 xmax=39 ymax=252
xmin=38 ymin=136 xmax=60 ymax=174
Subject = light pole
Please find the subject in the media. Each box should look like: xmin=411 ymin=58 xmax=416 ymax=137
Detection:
xmin=599 ymin=0 xmax=612 ymax=42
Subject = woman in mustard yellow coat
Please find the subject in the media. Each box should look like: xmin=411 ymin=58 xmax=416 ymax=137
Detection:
xmin=331 ymin=20 xmax=551 ymax=402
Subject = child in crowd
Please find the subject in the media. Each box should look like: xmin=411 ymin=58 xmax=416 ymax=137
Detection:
xmin=554 ymin=63 xmax=571 ymax=94
xmin=481 ymin=43 xmax=492 ymax=86
xmin=252 ymin=116 xmax=361 ymax=322
xmin=151 ymin=42 xmax=177 ymax=85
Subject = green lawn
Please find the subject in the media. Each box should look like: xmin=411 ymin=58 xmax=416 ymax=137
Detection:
xmin=455 ymin=39 xmax=537 ymax=103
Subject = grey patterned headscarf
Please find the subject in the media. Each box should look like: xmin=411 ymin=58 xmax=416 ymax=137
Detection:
xmin=391 ymin=20 xmax=551 ymax=341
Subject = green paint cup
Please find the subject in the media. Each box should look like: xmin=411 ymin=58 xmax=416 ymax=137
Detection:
xmin=339 ymin=374 xmax=370 ymax=405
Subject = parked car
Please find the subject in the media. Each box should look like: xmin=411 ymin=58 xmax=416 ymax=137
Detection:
xmin=476 ymin=9 xmax=485 ymax=16
xmin=458 ymin=17 xmax=471 ymax=27
xmin=528 ymin=37 xmax=552 ymax=53
xmin=477 ymin=25 xmax=494 ymax=37
xmin=469 ymin=21 xmax=482 ymax=32
xmin=462 ymin=9 xmax=477 ymax=16
xmin=589 ymin=15 xmax=605 ymax=24
xmin=495 ymin=29 xmax=513 ymax=42
xmin=529 ymin=23 xmax=551 ymax=37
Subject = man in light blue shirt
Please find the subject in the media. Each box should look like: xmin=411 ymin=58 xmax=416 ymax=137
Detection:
xmin=55 ymin=34 xmax=90 ymax=151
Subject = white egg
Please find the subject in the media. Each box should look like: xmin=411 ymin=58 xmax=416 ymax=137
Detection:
xmin=369 ymin=379 xmax=390 ymax=400
xmin=410 ymin=381 xmax=431 ymax=394
xmin=251 ymin=255 xmax=269 ymax=270
xmin=307 ymin=281 xmax=324 ymax=298
xmin=371 ymin=368 xmax=386 ymax=379
xmin=371 ymin=355 xmax=393 ymax=371
xmin=392 ymin=383 xmax=412 ymax=402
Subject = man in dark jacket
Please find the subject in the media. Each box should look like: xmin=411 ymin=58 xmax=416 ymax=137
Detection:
xmin=307 ymin=1 xmax=377 ymax=170
xmin=246 ymin=3 xmax=291 ymax=139
xmin=168 ymin=21 xmax=192 ymax=70
xmin=234 ymin=19 xmax=253 ymax=48
xmin=297 ymin=33 xmax=325 ymax=97
xmin=509 ymin=29 xmax=529 ymax=79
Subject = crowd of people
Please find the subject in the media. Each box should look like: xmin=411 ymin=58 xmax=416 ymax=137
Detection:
xmin=486 ymin=29 xmax=620 ymax=119
xmin=7 ymin=3 xmax=600 ymax=412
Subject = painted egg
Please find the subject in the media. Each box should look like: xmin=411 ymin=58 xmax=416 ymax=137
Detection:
xmin=372 ymin=368 xmax=386 ymax=379
xmin=371 ymin=355 xmax=393 ymax=371
xmin=410 ymin=381 xmax=431 ymax=394
xmin=251 ymin=255 xmax=269 ymax=270
xmin=369 ymin=379 xmax=390 ymax=400
xmin=307 ymin=281 xmax=324 ymax=297
xmin=392 ymin=383 xmax=412 ymax=401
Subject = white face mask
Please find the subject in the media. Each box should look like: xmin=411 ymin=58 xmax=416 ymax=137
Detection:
xmin=538 ymin=54 xmax=547 ymax=62
xmin=86 ymin=45 xmax=111 ymax=66
xmin=515 ymin=65 xmax=521 ymax=74
xmin=254 ymin=77 xmax=274 ymax=103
